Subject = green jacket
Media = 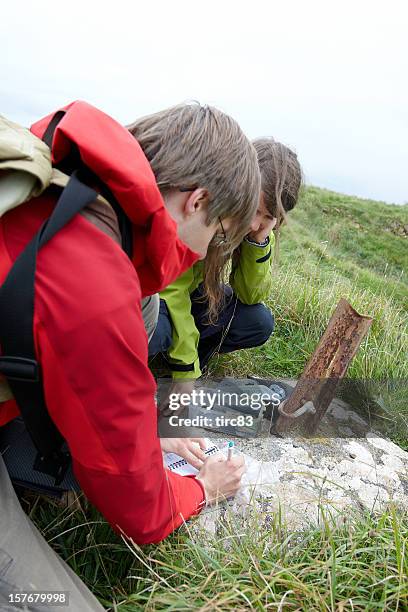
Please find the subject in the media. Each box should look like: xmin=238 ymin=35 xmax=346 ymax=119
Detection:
xmin=160 ymin=234 xmax=274 ymax=380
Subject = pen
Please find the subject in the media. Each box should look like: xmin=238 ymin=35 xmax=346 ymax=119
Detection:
xmin=227 ymin=440 xmax=234 ymax=462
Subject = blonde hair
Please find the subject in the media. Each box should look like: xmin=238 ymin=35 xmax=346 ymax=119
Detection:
xmin=127 ymin=103 xmax=260 ymax=248
xmin=203 ymin=138 xmax=302 ymax=320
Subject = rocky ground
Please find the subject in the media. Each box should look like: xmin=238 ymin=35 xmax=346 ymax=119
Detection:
xmin=196 ymin=395 xmax=408 ymax=534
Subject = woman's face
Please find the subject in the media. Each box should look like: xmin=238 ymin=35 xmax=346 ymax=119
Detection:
xmin=247 ymin=192 xmax=278 ymax=242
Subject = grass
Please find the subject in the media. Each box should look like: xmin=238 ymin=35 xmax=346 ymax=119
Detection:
xmin=23 ymin=187 xmax=408 ymax=609
xmin=27 ymin=494 xmax=408 ymax=610
xmin=216 ymin=186 xmax=407 ymax=380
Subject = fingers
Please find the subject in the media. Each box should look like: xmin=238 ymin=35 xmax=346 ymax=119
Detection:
xmin=227 ymin=459 xmax=246 ymax=484
xmin=228 ymin=455 xmax=245 ymax=468
xmin=177 ymin=439 xmax=207 ymax=469
xmin=202 ymin=454 xmax=245 ymax=475
xmin=236 ymin=463 xmax=246 ymax=478
xmin=161 ymin=438 xmax=208 ymax=468
xmin=184 ymin=449 xmax=205 ymax=470
xmin=190 ymin=438 xmax=208 ymax=451
xmin=205 ymin=453 xmax=226 ymax=465
xmin=185 ymin=440 xmax=206 ymax=464
xmin=196 ymin=449 xmax=246 ymax=505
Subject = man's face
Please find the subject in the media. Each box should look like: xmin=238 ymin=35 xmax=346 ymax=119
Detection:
xmin=163 ymin=188 xmax=233 ymax=259
xmin=247 ymin=193 xmax=277 ymax=242
xmin=177 ymin=207 xmax=233 ymax=259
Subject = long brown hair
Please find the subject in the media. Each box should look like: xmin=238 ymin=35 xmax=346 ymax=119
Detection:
xmin=253 ymin=138 xmax=302 ymax=264
xmin=202 ymin=138 xmax=302 ymax=321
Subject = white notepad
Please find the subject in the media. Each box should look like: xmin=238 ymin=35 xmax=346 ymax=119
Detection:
xmin=164 ymin=440 xmax=220 ymax=476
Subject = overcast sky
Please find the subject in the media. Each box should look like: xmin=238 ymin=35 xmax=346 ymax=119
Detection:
xmin=2 ymin=0 xmax=407 ymax=204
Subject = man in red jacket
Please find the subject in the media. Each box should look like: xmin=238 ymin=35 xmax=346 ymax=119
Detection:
xmin=0 ymin=101 xmax=259 ymax=609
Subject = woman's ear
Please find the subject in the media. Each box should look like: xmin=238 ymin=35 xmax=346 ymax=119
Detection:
xmin=184 ymin=188 xmax=210 ymax=216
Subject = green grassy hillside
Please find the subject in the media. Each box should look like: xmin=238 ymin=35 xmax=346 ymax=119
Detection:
xmin=216 ymin=186 xmax=407 ymax=378
xmin=282 ymin=187 xmax=407 ymax=310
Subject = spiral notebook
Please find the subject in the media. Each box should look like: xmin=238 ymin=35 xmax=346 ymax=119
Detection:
xmin=164 ymin=440 xmax=220 ymax=476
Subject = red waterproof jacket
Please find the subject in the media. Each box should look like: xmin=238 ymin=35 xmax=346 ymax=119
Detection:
xmin=0 ymin=102 xmax=205 ymax=543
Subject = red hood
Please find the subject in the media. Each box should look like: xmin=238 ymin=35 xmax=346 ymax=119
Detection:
xmin=31 ymin=101 xmax=199 ymax=295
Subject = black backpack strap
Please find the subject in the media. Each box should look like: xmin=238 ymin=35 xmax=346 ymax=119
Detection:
xmin=0 ymin=171 xmax=98 ymax=484
xmin=42 ymin=110 xmax=133 ymax=258
xmin=42 ymin=110 xmax=66 ymax=149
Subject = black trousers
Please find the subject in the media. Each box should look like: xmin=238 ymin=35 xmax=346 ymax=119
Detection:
xmin=148 ymin=284 xmax=274 ymax=371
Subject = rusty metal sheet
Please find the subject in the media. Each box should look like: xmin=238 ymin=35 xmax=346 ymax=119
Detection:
xmin=273 ymin=298 xmax=372 ymax=435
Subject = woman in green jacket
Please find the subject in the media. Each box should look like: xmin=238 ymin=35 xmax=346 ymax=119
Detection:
xmin=149 ymin=138 xmax=302 ymax=406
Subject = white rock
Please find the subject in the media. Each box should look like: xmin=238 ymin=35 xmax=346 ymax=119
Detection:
xmin=366 ymin=433 xmax=408 ymax=459
xmin=380 ymin=453 xmax=405 ymax=472
xmin=345 ymin=440 xmax=375 ymax=464
xmin=196 ymin=431 xmax=408 ymax=534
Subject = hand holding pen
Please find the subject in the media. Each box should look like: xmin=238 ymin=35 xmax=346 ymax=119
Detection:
xmin=196 ymin=440 xmax=245 ymax=505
